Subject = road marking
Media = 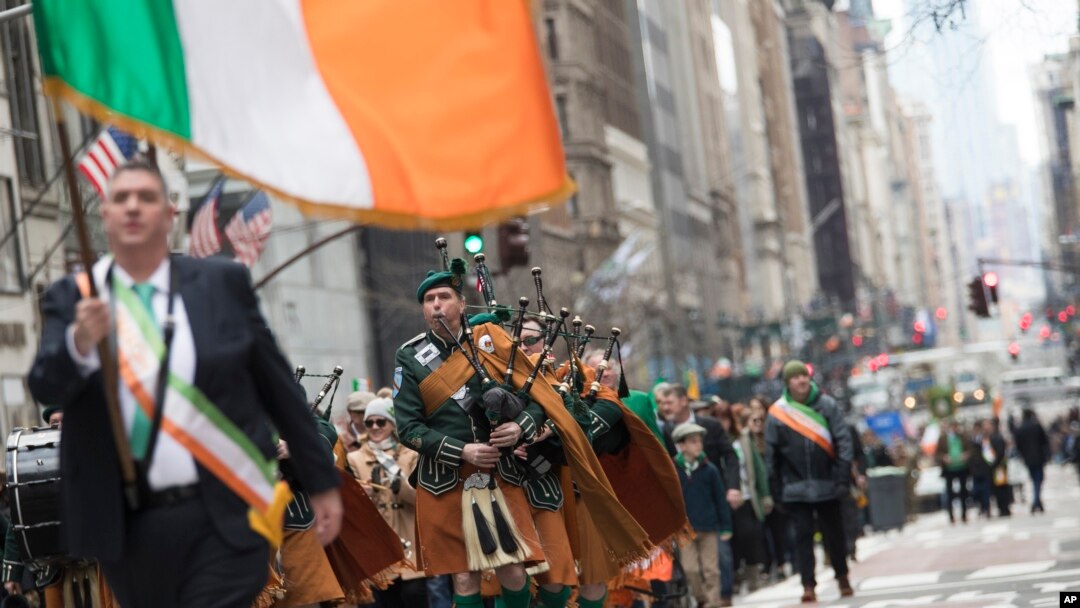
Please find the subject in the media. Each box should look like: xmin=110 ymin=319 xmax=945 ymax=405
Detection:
xmin=847 ymin=568 xmax=1080 ymax=598
xmin=946 ymin=590 xmax=1017 ymax=603
xmin=859 ymin=572 xmax=942 ymax=590
xmin=967 ymin=561 xmax=1056 ymax=580
xmin=1032 ymin=579 xmax=1080 ymax=593
xmin=860 ymin=596 xmax=942 ymax=607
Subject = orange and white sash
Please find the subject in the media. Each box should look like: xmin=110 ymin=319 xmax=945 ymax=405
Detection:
xmin=769 ymin=395 xmax=835 ymax=459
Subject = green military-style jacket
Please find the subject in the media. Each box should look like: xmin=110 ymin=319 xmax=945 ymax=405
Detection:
xmin=283 ymin=415 xmax=338 ymax=530
xmin=589 ymin=398 xmax=630 ymax=455
xmin=394 ymin=329 xmax=546 ymax=496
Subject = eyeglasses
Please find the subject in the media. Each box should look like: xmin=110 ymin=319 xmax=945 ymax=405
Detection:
xmin=364 ymin=418 xmax=390 ymax=429
xmin=522 ymin=335 xmax=544 ymax=347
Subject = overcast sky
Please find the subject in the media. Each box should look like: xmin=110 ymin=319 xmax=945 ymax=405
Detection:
xmin=874 ymin=0 xmax=1078 ymax=166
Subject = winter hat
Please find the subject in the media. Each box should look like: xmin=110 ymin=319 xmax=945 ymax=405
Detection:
xmin=782 ymin=360 xmax=810 ymax=382
xmin=347 ymin=391 xmax=377 ymax=413
xmin=364 ymin=398 xmax=395 ymax=423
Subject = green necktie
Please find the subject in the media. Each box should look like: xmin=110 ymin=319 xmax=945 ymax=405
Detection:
xmin=130 ymin=283 xmax=156 ymax=459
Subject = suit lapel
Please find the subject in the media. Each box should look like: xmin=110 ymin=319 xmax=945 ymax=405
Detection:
xmin=174 ymin=257 xmax=213 ymax=384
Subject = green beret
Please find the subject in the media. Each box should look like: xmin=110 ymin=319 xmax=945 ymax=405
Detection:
xmin=42 ymin=406 xmax=61 ymax=425
xmin=416 ymin=258 xmax=468 ymax=303
xmin=783 ymin=360 xmax=810 ymax=382
xmin=416 ymin=270 xmax=460 ymax=302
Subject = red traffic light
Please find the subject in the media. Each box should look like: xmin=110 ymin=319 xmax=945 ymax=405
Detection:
xmin=982 ymin=271 xmax=999 ymax=288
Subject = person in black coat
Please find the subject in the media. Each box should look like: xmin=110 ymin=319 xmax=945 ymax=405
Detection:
xmin=1013 ymin=409 xmax=1050 ymax=513
xmin=764 ymin=361 xmax=854 ymax=603
xmin=28 ymin=161 xmax=342 ymax=608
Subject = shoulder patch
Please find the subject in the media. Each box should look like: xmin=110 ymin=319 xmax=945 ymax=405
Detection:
xmin=393 ymin=367 xmax=403 ymax=397
xmin=399 ymin=332 xmax=426 ymax=351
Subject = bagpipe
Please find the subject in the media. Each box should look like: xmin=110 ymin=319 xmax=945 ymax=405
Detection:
xmin=294 ymin=364 xmax=344 ymax=421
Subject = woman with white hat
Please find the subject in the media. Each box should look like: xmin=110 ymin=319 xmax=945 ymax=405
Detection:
xmin=346 ymin=398 xmax=426 ymax=607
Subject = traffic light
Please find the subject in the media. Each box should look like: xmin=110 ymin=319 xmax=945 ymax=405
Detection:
xmin=982 ymin=271 xmax=999 ymax=304
xmin=967 ymin=277 xmax=989 ymax=318
xmin=464 ymin=231 xmax=485 ymax=254
xmin=1019 ymin=312 xmax=1033 ymax=333
xmin=498 ymin=218 xmax=530 ymax=270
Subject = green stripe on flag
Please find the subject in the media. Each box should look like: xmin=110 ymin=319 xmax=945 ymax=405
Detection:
xmin=31 ymin=0 xmax=191 ymax=138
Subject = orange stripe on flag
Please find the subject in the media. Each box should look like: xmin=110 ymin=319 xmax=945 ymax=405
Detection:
xmin=301 ymin=0 xmax=567 ymax=220
xmin=769 ymin=407 xmax=835 ymax=459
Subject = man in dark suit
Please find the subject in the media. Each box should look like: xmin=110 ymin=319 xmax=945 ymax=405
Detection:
xmin=656 ymin=384 xmax=740 ymax=504
xmin=28 ymin=160 xmax=342 ymax=608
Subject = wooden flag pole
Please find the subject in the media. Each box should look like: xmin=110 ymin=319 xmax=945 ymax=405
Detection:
xmin=51 ymin=100 xmax=139 ymax=506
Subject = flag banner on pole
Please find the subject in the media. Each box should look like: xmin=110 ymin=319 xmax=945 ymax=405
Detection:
xmin=188 ymin=176 xmax=225 ymax=258
xmin=224 ymin=192 xmax=272 ymax=268
xmin=31 ymin=1 xmax=574 ymax=229
xmin=77 ymin=126 xmax=138 ymax=200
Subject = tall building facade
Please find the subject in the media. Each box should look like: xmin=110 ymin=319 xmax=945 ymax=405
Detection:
xmin=786 ymin=0 xmax=858 ymax=310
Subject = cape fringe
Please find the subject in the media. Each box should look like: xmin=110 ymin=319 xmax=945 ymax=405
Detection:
xmin=43 ymin=78 xmax=576 ymax=231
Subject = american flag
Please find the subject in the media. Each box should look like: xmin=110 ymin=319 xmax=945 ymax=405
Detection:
xmin=224 ymin=192 xmax=272 ymax=267
xmin=77 ymin=126 xmax=139 ymax=200
xmin=188 ymin=177 xmax=226 ymax=258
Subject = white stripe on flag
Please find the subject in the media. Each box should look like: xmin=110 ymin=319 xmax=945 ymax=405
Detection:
xmin=98 ymin=134 xmax=125 ymax=168
xmin=172 ymin=1 xmax=372 ymax=208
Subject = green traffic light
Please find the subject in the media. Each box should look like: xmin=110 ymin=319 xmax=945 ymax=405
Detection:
xmin=464 ymin=233 xmax=484 ymax=254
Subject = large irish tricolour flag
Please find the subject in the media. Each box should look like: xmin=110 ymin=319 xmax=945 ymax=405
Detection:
xmin=31 ymin=1 xmax=573 ymax=229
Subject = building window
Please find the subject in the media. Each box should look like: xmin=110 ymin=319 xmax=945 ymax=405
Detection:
xmin=545 ymin=17 xmax=559 ymax=61
xmin=0 ymin=177 xmax=24 ymax=292
xmin=1 ymin=0 xmax=46 ymax=187
xmin=555 ymin=94 xmax=570 ymax=139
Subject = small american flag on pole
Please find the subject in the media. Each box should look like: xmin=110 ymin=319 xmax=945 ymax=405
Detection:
xmin=77 ymin=126 xmax=138 ymax=200
xmin=224 ymin=192 xmax=272 ymax=267
xmin=188 ymin=176 xmax=226 ymax=258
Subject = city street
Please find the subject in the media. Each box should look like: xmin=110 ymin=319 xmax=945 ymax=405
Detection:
xmin=741 ymin=465 xmax=1080 ymax=607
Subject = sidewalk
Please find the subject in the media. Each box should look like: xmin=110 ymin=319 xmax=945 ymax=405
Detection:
xmin=737 ymin=462 xmax=1080 ymax=607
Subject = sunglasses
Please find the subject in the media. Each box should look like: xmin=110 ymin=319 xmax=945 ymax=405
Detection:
xmin=364 ymin=418 xmax=390 ymax=429
xmin=522 ymin=335 xmax=544 ymax=347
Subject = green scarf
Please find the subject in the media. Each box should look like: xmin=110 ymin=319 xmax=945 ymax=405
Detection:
xmin=782 ymin=382 xmax=821 ymax=409
xmin=675 ymin=451 xmax=705 ymax=475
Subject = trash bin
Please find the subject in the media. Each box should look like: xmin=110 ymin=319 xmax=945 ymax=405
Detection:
xmin=867 ymin=467 xmax=907 ymax=532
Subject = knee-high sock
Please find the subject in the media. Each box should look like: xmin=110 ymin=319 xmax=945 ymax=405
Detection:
xmin=537 ymin=585 xmax=571 ymax=608
xmin=453 ymin=592 xmax=483 ymax=608
xmin=578 ymin=592 xmax=607 ymax=608
xmin=500 ymin=575 xmax=533 ymax=608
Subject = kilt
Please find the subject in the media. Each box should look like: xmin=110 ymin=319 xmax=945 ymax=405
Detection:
xmin=275 ymin=528 xmax=344 ymax=607
xmin=414 ymin=465 xmax=545 ymax=576
xmin=532 ymin=506 xmax=578 ymax=587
